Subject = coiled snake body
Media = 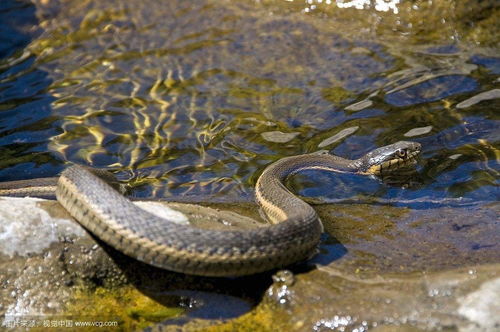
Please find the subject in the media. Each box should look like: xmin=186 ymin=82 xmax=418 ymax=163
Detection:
xmin=0 ymin=141 xmax=420 ymax=276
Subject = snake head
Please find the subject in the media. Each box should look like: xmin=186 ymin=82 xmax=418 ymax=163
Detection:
xmin=359 ymin=141 xmax=421 ymax=175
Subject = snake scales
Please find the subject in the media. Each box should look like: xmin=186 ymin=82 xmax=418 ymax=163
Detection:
xmin=0 ymin=141 xmax=420 ymax=276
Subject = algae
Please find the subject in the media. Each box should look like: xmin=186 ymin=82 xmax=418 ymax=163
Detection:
xmin=197 ymin=303 xmax=288 ymax=332
xmin=63 ymin=286 xmax=184 ymax=331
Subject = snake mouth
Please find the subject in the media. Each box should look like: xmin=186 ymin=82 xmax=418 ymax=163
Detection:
xmin=365 ymin=150 xmax=421 ymax=175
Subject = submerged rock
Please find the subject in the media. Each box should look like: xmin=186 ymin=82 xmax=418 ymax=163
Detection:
xmin=456 ymin=89 xmax=500 ymax=109
xmin=404 ymin=125 xmax=433 ymax=137
xmin=318 ymin=126 xmax=359 ymax=148
xmin=261 ymin=131 xmax=300 ymax=143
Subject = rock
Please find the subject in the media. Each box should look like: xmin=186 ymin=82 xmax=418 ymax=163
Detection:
xmin=404 ymin=125 xmax=433 ymax=137
xmin=0 ymin=197 xmax=261 ymax=330
xmin=458 ymin=277 xmax=500 ymax=332
xmin=345 ymin=100 xmax=373 ymax=111
xmin=260 ymin=131 xmax=300 ymax=143
xmin=0 ymin=197 xmax=128 ymax=324
xmin=0 ymin=197 xmax=85 ymax=258
xmin=1 ymin=197 xmax=499 ymax=331
xmin=318 ymin=126 xmax=359 ymax=148
xmin=456 ymin=89 xmax=500 ymax=109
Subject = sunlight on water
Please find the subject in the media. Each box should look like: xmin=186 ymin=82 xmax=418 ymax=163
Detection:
xmin=336 ymin=0 xmax=400 ymax=14
xmin=0 ymin=0 xmax=498 ymax=204
xmin=286 ymin=0 xmax=401 ymax=14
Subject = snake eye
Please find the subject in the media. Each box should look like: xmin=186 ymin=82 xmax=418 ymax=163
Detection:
xmin=396 ymin=149 xmax=407 ymax=158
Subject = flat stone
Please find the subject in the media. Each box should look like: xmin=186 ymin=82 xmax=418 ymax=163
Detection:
xmin=456 ymin=89 xmax=500 ymax=108
xmin=318 ymin=126 xmax=359 ymax=148
xmin=345 ymin=99 xmax=373 ymax=111
xmin=260 ymin=131 xmax=300 ymax=143
xmin=404 ymin=125 xmax=433 ymax=137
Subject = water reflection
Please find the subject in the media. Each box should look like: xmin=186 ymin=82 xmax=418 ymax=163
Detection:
xmin=0 ymin=0 xmax=60 ymax=181
xmin=300 ymin=0 xmax=401 ymax=14
xmin=335 ymin=0 xmax=400 ymax=14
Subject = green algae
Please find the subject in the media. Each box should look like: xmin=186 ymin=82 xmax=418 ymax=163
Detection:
xmin=63 ymin=286 xmax=184 ymax=331
xmin=321 ymin=86 xmax=354 ymax=105
xmin=317 ymin=203 xmax=410 ymax=243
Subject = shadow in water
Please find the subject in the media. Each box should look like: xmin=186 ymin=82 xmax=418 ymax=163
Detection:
xmin=310 ymin=234 xmax=348 ymax=267
xmin=98 ymin=241 xmax=271 ymax=322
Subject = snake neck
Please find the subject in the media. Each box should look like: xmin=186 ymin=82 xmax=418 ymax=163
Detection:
xmin=255 ymin=153 xmax=361 ymax=224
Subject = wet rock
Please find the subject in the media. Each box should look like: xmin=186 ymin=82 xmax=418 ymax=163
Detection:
xmin=260 ymin=131 xmax=300 ymax=143
xmin=345 ymin=99 xmax=373 ymax=111
xmin=189 ymin=202 xmax=500 ymax=331
xmin=0 ymin=197 xmax=85 ymax=257
xmin=404 ymin=125 xmax=433 ymax=137
xmin=0 ymin=197 xmax=499 ymax=331
xmin=0 ymin=197 xmax=126 ymax=321
xmin=456 ymin=89 xmax=500 ymax=109
xmin=0 ymin=197 xmax=261 ymax=330
xmin=267 ymin=270 xmax=296 ymax=306
xmin=457 ymin=277 xmax=500 ymax=331
xmin=318 ymin=126 xmax=359 ymax=148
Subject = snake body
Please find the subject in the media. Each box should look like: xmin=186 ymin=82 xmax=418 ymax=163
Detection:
xmin=1 ymin=141 xmax=420 ymax=276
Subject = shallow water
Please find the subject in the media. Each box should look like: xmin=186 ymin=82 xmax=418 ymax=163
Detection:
xmin=1 ymin=0 xmax=498 ymax=206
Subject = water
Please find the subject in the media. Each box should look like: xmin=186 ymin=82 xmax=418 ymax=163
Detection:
xmin=0 ymin=1 xmax=498 ymax=223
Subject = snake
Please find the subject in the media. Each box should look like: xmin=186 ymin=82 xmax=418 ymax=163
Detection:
xmin=0 ymin=141 xmax=420 ymax=276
